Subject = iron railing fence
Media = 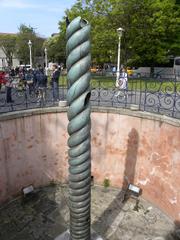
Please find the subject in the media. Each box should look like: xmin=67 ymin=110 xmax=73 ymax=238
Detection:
xmin=91 ymin=77 xmax=180 ymax=119
xmin=0 ymin=75 xmax=180 ymax=119
xmin=0 ymin=84 xmax=67 ymax=113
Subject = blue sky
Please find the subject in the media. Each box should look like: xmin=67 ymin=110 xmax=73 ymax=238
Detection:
xmin=0 ymin=0 xmax=76 ymax=37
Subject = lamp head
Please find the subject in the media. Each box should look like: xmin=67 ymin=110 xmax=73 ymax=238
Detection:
xmin=28 ymin=40 xmax=32 ymax=46
xmin=117 ymin=27 xmax=124 ymax=37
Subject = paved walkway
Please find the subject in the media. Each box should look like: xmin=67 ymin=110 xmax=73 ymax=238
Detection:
xmin=0 ymin=184 xmax=178 ymax=240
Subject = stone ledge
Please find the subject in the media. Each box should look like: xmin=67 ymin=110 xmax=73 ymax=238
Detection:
xmin=0 ymin=107 xmax=68 ymax=121
xmin=0 ymin=106 xmax=180 ymax=127
xmin=92 ymin=106 xmax=180 ymax=127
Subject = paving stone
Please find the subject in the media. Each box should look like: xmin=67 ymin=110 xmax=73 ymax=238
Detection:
xmin=0 ymin=223 xmax=18 ymax=240
xmin=12 ymin=228 xmax=34 ymax=240
xmin=0 ymin=185 xmax=177 ymax=240
xmin=33 ymin=198 xmax=58 ymax=215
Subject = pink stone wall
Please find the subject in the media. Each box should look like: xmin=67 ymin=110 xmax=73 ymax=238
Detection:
xmin=0 ymin=109 xmax=180 ymax=222
xmin=91 ymin=112 xmax=180 ymax=222
xmin=0 ymin=113 xmax=69 ymax=202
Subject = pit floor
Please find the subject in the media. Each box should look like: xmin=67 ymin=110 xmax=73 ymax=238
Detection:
xmin=0 ymin=184 xmax=178 ymax=240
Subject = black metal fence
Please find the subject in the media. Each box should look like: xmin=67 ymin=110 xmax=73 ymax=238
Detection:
xmin=0 ymin=75 xmax=180 ymax=119
xmin=91 ymin=75 xmax=180 ymax=119
xmin=0 ymin=84 xmax=67 ymax=113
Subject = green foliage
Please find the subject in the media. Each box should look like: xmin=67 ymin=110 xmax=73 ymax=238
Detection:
xmin=55 ymin=0 xmax=180 ymax=67
xmin=16 ymin=24 xmax=45 ymax=66
xmin=0 ymin=34 xmax=17 ymax=67
xmin=103 ymin=178 xmax=110 ymax=188
xmin=44 ymin=33 xmax=66 ymax=64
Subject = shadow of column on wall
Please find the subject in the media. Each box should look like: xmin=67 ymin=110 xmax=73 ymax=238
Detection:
xmin=165 ymin=220 xmax=180 ymax=240
xmin=122 ymin=128 xmax=139 ymax=190
xmin=92 ymin=128 xmax=139 ymax=237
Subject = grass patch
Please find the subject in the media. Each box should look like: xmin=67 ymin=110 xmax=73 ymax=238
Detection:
xmin=103 ymin=178 xmax=110 ymax=188
xmin=59 ymin=75 xmax=180 ymax=93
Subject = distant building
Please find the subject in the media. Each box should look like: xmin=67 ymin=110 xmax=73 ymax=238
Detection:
xmin=0 ymin=47 xmax=20 ymax=69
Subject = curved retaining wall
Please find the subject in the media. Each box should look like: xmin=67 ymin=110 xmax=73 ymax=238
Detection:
xmin=0 ymin=107 xmax=180 ymax=222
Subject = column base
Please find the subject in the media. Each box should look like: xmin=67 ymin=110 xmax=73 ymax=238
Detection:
xmin=54 ymin=229 xmax=104 ymax=240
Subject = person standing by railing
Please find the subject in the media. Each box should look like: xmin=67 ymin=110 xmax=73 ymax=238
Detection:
xmin=25 ymin=69 xmax=35 ymax=95
xmin=51 ymin=64 xmax=60 ymax=101
xmin=5 ymin=71 xmax=14 ymax=103
xmin=115 ymin=67 xmax=128 ymax=98
xmin=112 ymin=66 xmax=116 ymax=76
xmin=34 ymin=65 xmax=47 ymax=103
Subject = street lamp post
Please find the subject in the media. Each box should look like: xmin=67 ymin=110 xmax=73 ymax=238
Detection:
xmin=44 ymin=48 xmax=48 ymax=76
xmin=28 ymin=40 xmax=32 ymax=68
xmin=116 ymin=27 xmax=124 ymax=82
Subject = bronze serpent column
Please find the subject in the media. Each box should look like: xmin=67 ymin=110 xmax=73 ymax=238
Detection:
xmin=66 ymin=16 xmax=91 ymax=240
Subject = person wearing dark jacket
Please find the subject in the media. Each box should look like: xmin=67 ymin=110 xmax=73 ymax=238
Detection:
xmin=51 ymin=64 xmax=60 ymax=101
xmin=25 ymin=69 xmax=35 ymax=95
xmin=34 ymin=66 xmax=47 ymax=103
xmin=5 ymin=72 xmax=14 ymax=103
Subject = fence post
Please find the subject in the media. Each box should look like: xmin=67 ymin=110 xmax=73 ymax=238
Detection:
xmin=172 ymin=76 xmax=177 ymax=118
xmin=143 ymin=79 xmax=147 ymax=111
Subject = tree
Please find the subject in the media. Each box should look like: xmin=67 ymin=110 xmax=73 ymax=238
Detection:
xmin=123 ymin=0 xmax=180 ymax=66
xmin=16 ymin=24 xmax=45 ymax=66
xmin=44 ymin=1 xmax=88 ymax=65
xmin=62 ymin=0 xmax=114 ymax=65
xmin=87 ymin=0 xmax=180 ymax=66
xmin=0 ymin=34 xmax=17 ymax=67
xmin=57 ymin=0 xmax=180 ymax=67
xmin=44 ymin=33 xmax=66 ymax=64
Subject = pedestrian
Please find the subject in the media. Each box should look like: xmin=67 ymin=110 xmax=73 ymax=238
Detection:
xmin=51 ymin=64 xmax=60 ymax=101
xmin=10 ymin=68 xmax=15 ymax=77
xmin=5 ymin=72 xmax=14 ymax=103
xmin=15 ymin=67 xmax=19 ymax=76
xmin=34 ymin=65 xmax=47 ymax=103
xmin=25 ymin=69 xmax=35 ymax=95
xmin=115 ymin=67 xmax=128 ymax=98
xmin=0 ymin=70 xmax=6 ymax=91
xmin=112 ymin=66 xmax=116 ymax=76
xmin=19 ymin=67 xmax=26 ymax=89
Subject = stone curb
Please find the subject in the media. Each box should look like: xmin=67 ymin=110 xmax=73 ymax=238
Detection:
xmin=0 ymin=106 xmax=180 ymax=127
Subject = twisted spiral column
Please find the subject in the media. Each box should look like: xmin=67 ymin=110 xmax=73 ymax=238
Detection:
xmin=66 ymin=17 xmax=91 ymax=240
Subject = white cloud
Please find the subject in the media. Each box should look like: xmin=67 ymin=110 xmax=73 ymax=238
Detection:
xmin=0 ymin=0 xmax=26 ymax=8
xmin=0 ymin=0 xmax=38 ymax=8
xmin=0 ymin=0 xmax=72 ymax=13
